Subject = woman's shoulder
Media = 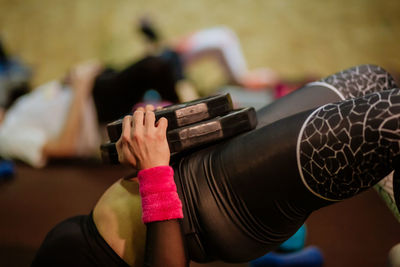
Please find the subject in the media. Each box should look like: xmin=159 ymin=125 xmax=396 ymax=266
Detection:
xmin=93 ymin=178 xmax=146 ymax=266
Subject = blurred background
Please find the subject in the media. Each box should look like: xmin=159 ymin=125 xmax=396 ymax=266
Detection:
xmin=1 ymin=0 xmax=399 ymax=91
xmin=1 ymin=0 xmax=400 ymax=266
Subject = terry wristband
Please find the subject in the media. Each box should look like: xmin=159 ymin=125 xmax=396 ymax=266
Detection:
xmin=138 ymin=166 xmax=183 ymax=223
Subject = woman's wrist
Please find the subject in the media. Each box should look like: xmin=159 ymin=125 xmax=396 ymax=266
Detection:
xmin=138 ymin=166 xmax=183 ymax=223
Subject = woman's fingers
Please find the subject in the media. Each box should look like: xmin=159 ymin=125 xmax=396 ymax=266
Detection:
xmin=156 ymin=117 xmax=168 ymax=133
xmin=134 ymin=105 xmax=156 ymax=129
xmin=121 ymin=142 xmax=137 ymax=166
xmin=145 ymin=111 xmax=156 ymax=131
xmin=145 ymin=104 xmax=155 ymax=112
xmin=116 ymin=115 xmax=138 ymax=166
xmin=121 ymin=115 xmax=132 ymax=143
xmin=118 ymin=104 xmax=170 ymax=170
xmin=133 ymin=109 xmax=145 ymax=132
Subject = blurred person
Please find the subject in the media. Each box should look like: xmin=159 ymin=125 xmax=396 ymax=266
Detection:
xmin=0 ymin=37 xmax=31 ymax=110
xmin=0 ymin=62 xmax=102 ymax=167
xmin=91 ymin=52 xmax=194 ymax=124
xmin=138 ymin=17 xmax=280 ymax=91
xmin=0 ymin=47 xmax=191 ymax=167
xmin=32 ymin=64 xmax=400 ymax=266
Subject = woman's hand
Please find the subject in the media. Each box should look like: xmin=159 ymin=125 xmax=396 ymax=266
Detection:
xmin=116 ymin=105 xmax=170 ymax=170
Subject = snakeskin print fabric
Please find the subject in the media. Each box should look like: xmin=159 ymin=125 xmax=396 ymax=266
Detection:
xmin=320 ymin=64 xmax=397 ymax=99
xmin=297 ymin=89 xmax=400 ymax=201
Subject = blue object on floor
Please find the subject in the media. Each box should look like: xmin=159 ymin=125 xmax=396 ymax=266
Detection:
xmin=143 ymin=89 xmax=162 ymax=102
xmin=249 ymin=246 xmax=324 ymax=267
xmin=0 ymin=160 xmax=15 ymax=179
xmin=279 ymin=224 xmax=307 ymax=252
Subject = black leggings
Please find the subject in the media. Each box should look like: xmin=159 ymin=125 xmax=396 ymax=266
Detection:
xmin=175 ymin=64 xmax=399 ymax=262
xmin=92 ymin=53 xmax=181 ymax=123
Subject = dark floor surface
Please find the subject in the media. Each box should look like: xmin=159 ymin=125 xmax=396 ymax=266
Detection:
xmin=0 ymin=161 xmax=399 ymax=267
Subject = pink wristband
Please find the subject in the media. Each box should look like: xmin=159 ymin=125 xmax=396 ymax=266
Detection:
xmin=138 ymin=166 xmax=183 ymax=223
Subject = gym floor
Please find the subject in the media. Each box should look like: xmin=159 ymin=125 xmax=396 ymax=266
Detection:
xmin=0 ymin=160 xmax=399 ymax=267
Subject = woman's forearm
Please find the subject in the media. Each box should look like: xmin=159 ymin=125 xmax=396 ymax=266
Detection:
xmin=43 ymin=63 xmax=100 ymax=158
xmin=144 ymin=220 xmax=188 ymax=267
xmin=42 ymin=87 xmax=88 ymax=157
xmin=138 ymin=166 xmax=188 ymax=267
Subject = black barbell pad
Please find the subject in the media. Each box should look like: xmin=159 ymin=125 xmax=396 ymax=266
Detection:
xmin=167 ymin=107 xmax=257 ymax=153
xmin=101 ymin=107 xmax=257 ymax=164
xmin=100 ymin=142 xmax=119 ymax=164
xmin=106 ymin=93 xmax=233 ymax=142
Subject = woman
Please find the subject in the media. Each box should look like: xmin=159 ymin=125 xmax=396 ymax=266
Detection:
xmin=32 ymin=64 xmax=399 ymax=266
xmin=138 ymin=18 xmax=280 ymax=90
xmin=0 ymin=50 xmax=189 ymax=167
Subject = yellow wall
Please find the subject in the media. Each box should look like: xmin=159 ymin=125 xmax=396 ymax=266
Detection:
xmin=1 ymin=0 xmax=399 ymax=87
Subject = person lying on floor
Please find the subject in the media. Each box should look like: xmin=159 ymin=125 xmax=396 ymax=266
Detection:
xmin=138 ymin=16 xmax=280 ymax=90
xmin=32 ymin=64 xmax=399 ymax=266
xmin=0 ymin=48 xmax=196 ymax=168
xmin=0 ymin=62 xmax=102 ymax=167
